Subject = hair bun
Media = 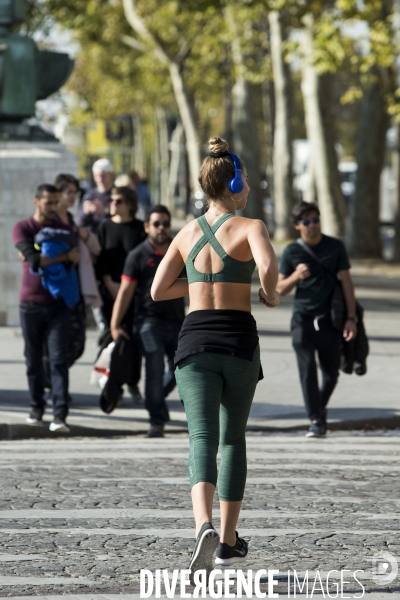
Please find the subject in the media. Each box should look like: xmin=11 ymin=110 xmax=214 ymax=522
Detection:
xmin=208 ymin=137 xmax=229 ymax=155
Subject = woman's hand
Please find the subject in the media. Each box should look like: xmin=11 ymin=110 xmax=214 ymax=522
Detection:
xmin=258 ymin=288 xmax=280 ymax=308
xmin=67 ymin=247 xmax=80 ymax=265
xmin=111 ymin=326 xmax=130 ymax=341
xmin=78 ymin=227 xmax=90 ymax=242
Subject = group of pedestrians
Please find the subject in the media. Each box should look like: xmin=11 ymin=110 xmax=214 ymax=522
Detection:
xmin=12 ymin=137 xmax=359 ymax=578
xmin=12 ymin=160 xmax=157 ymax=433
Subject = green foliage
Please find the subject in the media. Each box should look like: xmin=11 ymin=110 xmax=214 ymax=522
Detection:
xmin=22 ymin=0 xmax=400 ymax=151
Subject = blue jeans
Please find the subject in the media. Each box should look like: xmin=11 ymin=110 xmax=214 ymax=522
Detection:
xmin=20 ymin=302 xmax=70 ymax=419
xmin=137 ymin=319 xmax=181 ymax=425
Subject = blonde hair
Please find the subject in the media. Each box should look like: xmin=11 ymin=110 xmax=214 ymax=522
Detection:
xmin=198 ymin=137 xmax=244 ymax=200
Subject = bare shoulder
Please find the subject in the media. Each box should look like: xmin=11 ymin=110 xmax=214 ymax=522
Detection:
xmin=171 ymin=219 xmax=203 ymax=258
xmin=173 ymin=218 xmax=200 ymax=242
xmin=238 ymin=217 xmax=269 ymax=236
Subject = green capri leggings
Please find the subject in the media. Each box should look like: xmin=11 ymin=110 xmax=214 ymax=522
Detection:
xmin=175 ymin=345 xmax=260 ymax=502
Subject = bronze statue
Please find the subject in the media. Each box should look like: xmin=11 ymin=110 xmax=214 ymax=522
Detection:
xmin=0 ymin=0 xmax=74 ymax=140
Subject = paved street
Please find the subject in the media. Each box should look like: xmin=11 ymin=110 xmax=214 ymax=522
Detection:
xmin=0 ymin=262 xmax=399 ymax=598
xmin=0 ymin=432 xmax=399 ymax=598
xmin=1 ymin=269 xmax=400 ymax=438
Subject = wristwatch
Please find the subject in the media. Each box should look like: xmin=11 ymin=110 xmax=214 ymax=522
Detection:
xmin=346 ymin=317 xmax=356 ymax=322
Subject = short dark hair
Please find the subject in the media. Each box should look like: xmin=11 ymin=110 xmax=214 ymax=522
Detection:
xmin=291 ymin=201 xmax=320 ymax=225
xmin=53 ymin=173 xmax=80 ymax=193
xmin=146 ymin=205 xmax=171 ymax=223
xmin=112 ymin=186 xmax=138 ymax=218
xmin=35 ymin=184 xmax=59 ymax=199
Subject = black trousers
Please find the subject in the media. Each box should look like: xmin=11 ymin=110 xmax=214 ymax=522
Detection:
xmin=20 ymin=301 xmax=70 ymax=419
xmin=291 ymin=312 xmax=341 ymax=421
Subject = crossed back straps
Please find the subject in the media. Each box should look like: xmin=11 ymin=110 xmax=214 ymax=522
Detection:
xmin=186 ymin=213 xmax=255 ymax=284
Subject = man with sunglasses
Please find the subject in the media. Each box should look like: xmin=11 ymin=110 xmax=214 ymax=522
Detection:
xmin=277 ymin=201 xmax=357 ymax=438
xmin=110 ymin=205 xmax=185 ymax=438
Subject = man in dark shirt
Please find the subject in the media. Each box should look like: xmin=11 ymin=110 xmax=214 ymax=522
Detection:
xmin=110 ymin=205 xmax=185 ymax=438
xmin=96 ymin=187 xmax=146 ymax=328
xmin=12 ymin=184 xmax=79 ymax=433
xmin=277 ymin=202 xmax=357 ymax=438
xmin=77 ymin=158 xmax=114 ymax=232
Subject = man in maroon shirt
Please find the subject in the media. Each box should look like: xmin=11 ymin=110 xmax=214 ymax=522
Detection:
xmin=12 ymin=184 xmax=79 ymax=433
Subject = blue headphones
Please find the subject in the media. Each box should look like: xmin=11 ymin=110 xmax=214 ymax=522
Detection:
xmin=228 ymin=152 xmax=244 ymax=194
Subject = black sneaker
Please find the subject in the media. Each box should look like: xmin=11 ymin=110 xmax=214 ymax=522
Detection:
xmin=128 ymin=384 xmax=144 ymax=405
xmin=215 ymin=532 xmax=248 ymax=566
xmin=147 ymin=424 xmax=165 ymax=438
xmin=49 ymin=417 xmax=70 ymax=433
xmin=26 ymin=409 xmax=44 ymax=425
xmin=189 ymin=522 xmax=220 ymax=583
xmin=305 ymin=420 xmax=326 ymax=438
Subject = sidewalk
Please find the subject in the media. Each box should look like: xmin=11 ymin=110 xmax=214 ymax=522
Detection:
xmin=0 ymin=271 xmax=399 ymax=439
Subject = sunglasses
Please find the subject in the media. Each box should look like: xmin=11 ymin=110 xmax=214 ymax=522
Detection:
xmin=111 ymin=198 xmax=124 ymax=205
xmin=152 ymin=220 xmax=170 ymax=228
xmin=299 ymin=216 xmax=320 ymax=226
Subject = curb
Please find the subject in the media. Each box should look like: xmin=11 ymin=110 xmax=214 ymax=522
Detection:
xmin=1 ymin=415 xmax=400 ymax=440
xmin=0 ymin=423 xmax=152 ymax=441
xmin=247 ymin=415 xmax=400 ymax=433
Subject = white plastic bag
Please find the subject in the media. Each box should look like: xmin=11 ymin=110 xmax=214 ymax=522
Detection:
xmin=90 ymin=341 xmax=115 ymax=389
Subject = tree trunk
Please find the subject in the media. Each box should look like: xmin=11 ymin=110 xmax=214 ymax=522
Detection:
xmin=167 ymin=122 xmax=184 ymax=215
xmin=300 ymin=14 xmax=346 ymax=237
xmin=152 ymin=109 xmax=161 ymax=205
xmin=268 ymin=10 xmax=294 ymax=240
xmin=231 ymin=79 xmax=264 ymax=220
xmin=122 ymin=0 xmax=201 ymax=195
xmin=350 ymin=72 xmax=390 ymax=258
xmin=392 ymin=123 xmax=400 ymax=262
xmin=131 ymin=113 xmax=145 ymax=174
xmin=223 ymin=79 xmax=234 ymax=148
xmin=318 ymin=73 xmax=347 ymax=225
xmin=168 ymin=62 xmax=201 ymax=194
xmin=303 ymin=155 xmax=317 ymax=204
xmin=156 ymin=106 xmax=169 ymax=204
xmin=226 ymin=8 xmax=263 ymax=220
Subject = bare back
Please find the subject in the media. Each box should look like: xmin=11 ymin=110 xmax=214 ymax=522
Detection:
xmin=176 ymin=215 xmax=255 ymax=312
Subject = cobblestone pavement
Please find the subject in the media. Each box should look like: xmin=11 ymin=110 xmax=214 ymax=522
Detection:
xmin=0 ymin=432 xmax=399 ymax=598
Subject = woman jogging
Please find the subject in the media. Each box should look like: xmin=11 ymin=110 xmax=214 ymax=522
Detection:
xmin=151 ymin=137 xmax=279 ymax=579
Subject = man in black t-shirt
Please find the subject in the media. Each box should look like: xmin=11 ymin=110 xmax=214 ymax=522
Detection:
xmin=110 ymin=205 xmax=185 ymax=438
xmin=277 ymin=202 xmax=357 ymax=438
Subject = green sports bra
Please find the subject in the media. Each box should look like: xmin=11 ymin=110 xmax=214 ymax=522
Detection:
xmin=186 ymin=213 xmax=255 ymax=284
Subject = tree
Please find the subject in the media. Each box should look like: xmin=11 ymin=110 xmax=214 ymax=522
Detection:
xmin=340 ymin=0 xmax=397 ymax=257
xmin=350 ymin=71 xmax=391 ymax=257
xmin=268 ymin=10 xmax=294 ymax=239
xmin=224 ymin=5 xmax=264 ymax=220
xmin=122 ymin=0 xmax=201 ymax=193
xmin=300 ymin=12 xmax=346 ymax=237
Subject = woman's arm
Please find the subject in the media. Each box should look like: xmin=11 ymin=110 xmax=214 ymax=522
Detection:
xmin=79 ymin=228 xmax=101 ymax=257
xmin=151 ymin=238 xmax=188 ymax=301
xmin=103 ymin=274 xmax=120 ymax=300
xmin=248 ymin=220 xmax=280 ymax=307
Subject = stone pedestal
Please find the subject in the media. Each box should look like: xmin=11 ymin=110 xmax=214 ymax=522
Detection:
xmin=0 ymin=141 xmax=78 ymax=325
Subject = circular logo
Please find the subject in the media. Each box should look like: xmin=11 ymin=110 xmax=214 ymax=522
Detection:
xmin=366 ymin=551 xmax=398 ymax=585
